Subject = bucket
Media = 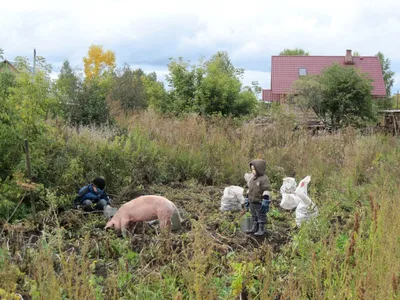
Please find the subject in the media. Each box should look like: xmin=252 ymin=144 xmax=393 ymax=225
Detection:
xmin=240 ymin=215 xmax=253 ymax=232
xmin=104 ymin=206 xmax=118 ymax=218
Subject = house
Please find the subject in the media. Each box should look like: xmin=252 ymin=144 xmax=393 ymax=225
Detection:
xmin=262 ymin=50 xmax=387 ymax=102
xmin=1 ymin=59 xmax=39 ymax=76
xmin=0 ymin=60 xmax=19 ymax=74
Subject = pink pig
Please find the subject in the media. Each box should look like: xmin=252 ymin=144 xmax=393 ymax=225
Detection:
xmin=104 ymin=195 xmax=182 ymax=233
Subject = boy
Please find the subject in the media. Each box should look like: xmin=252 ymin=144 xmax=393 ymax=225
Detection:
xmin=74 ymin=177 xmax=111 ymax=211
xmin=244 ymin=159 xmax=271 ymax=236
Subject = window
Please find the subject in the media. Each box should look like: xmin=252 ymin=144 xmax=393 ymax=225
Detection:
xmin=299 ymin=68 xmax=307 ymax=76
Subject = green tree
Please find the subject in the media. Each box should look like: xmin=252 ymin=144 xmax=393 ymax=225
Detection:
xmin=288 ymin=75 xmax=326 ymax=117
xmin=289 ymin=63 xmax=376 ymax=129
xmin=69 ymin=79 xmax=111 ymax=126
xmin=142 ymin=73 xmax=169 ymax=113
xmin=57 ymin=60 xmax=80 ymax=98
xmin=376 ymin=52 xmax=395 ymax=97
xmin=165 ymin=57 xmax=201 ymax=113
xmin=231 ymin=90 xmax=259 ymax=116
xmin=195 ymin=52 xmax=257 ymax=116
xmin=13 ymin=55 xmax=52 ymax=74
xmin=392 ymin=93 xmax=400 ymax=109
xmin=111 ymin=65 xmax=149 ymax=111
xmin=0 ymin=71 xmax=18 ymax=179
xmin=243 ymin=81 xmax=262 ymax=100
xmin=0 ymin=71 xmax=15 ymax=99
xmin=0 ymin=56 xmax=55 ymax=179
xmin=0 ymin=48 xmax=3 ymax=60
xmin=165 ymin=52 xmax=258 ymax=117
xmin=279 ymin=48 xmax=309 ymax=56
xmin=54 ymin=60 xmax=81 ymax=121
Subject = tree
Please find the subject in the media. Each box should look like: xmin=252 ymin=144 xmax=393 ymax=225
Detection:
xmin=83 ymin=45 xmax=116 ymax=80
xmin=69 ymin=79 xmax=111 ymax=126
xmin=35 ymin=56 xmax=52 ymax=74
xmin=56 ymin=60 xmax=80 ymax=99
xmin=142 ymin=73 xmax=169 ymax=113
xmin=0 ymin=55 xmax=56 ymax=179
xmin=13 ymin=54 xmax=52 ymax=75
xmin=279 ymin=48 xmax=309 ymax=56
xmin=289 ymin=63 xmax=376 ymax=129
xmin=289 ymin=75 xmax=326 ymax=117
xmin=111 ymin=65 xmax=149 ymax=111
xmin=195 ymin=52 xmax=257 ymax=116
xmin=164 ymin=52 xmax=258 ymax=117
xmin=0 ymin=48 xmax=3 ymax=60
xmin=55 ymin=60 xmax=81 ymax=120
xmin=353 ymin=51 xmax=360 ymax=56
xmin=392 ymin=93 xmax=400 ymax=109
xmin=165 ymin=57 xmax=201 ymax=113
xmin=376 ymin=52 xmax=395 ymax=97
xmin=0 ymin=71 xmax=16 ymax=100
xmin=0 ymin=71 xmax=18 ymax=180
xmin=243 ymin=81 xmax=262 ymax=100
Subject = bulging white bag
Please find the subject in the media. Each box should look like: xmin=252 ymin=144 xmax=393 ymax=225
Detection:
xmin=220 ymin=186 xmax=245 ymax=212
xmin=279 ymin=177 xmax=300 ymax=210
xmin=295 ymin=176 xmax=318 ymax=226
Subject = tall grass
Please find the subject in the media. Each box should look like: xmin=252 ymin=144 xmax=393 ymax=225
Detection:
xmin=1 ymin=109 xmax=400 ymax=299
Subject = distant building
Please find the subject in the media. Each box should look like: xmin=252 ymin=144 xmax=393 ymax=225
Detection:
xmin=262 ymin=49 xmax=386 ymax=102
xmin=0 ymin=60 xmax=19 ymax=74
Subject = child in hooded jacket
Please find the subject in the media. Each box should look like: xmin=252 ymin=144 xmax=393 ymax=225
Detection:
xmin=244 ymin=159 xmax=271 ymax=236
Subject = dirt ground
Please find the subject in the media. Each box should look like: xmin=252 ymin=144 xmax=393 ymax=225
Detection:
xmin=1 ymin=182 xmax=294 ymax=258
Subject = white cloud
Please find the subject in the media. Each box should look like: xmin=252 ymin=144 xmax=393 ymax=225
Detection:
xmin=242 ymin=71 xmax=271 ymax=90
xmin=1 ymin=0 xmax=400 ymax=92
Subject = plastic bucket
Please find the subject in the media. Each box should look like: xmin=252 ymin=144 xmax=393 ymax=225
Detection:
xmin=104 ymin=206 xmax=118 ymax=218
xmin=240 ymin=215 xmax=253 ymax=232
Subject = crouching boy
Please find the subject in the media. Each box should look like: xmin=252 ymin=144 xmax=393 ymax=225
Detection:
xmin=74 ymin=177 xmax=111 ymax=211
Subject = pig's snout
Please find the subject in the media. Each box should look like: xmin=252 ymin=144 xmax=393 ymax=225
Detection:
xmin=104 ymin=220 xmax=115 ymax=230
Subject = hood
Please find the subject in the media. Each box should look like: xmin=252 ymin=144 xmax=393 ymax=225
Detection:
xmin=92 ymin=177 xmax=106 ymax=190
xmin=250 ymin=159 xmax=266 ymax=177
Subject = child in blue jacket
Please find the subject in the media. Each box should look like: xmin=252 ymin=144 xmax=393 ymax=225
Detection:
xmin=74 ymin=177 xmax=111 ymax=211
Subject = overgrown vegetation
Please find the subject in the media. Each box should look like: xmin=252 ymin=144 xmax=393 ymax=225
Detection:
xmin=289 ymin=63 xmax=377 ymax=129
xmin=376 ymin=51 xmax=395 ymax=98
xmin=162 ymin=51 xmax=259 ymax=116
xmin=1 ymin=47 xmax=399 ymax=299
xmin=1 ymin=112 xmax=400 ymax=299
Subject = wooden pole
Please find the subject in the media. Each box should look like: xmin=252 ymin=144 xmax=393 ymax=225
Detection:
xmin=33 ymin=48 xmax=36 ymax=75
xmin=397 ymin=90 xmax=399 ymax=109
xmin=24 ymin=139 xmax=36 ymax=221
xmin=393 ymin=115 xmax=398 ymax=136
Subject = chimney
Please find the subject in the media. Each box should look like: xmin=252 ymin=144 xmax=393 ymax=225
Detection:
xmin=345 ymin=49 xmax=353 ymax=65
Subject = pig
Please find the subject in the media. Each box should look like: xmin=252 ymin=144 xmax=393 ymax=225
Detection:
xmin=104 ymin=195 xmax=182 ymax=234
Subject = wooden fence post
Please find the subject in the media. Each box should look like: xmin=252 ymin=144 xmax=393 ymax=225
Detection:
xmin=24 ymin=139 xmax=36 ymax=222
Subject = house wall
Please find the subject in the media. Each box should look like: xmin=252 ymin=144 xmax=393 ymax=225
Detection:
xmin=0 ymin=61 xmax=19 ymax=74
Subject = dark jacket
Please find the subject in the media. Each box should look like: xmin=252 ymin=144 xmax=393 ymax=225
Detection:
xmin=74 ymin=183 xmax=110 ymax=207
xmin=247 ymin=160 xmax=271 ymax=203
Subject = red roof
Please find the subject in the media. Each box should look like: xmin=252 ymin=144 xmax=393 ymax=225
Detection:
xmin=270 ymin=55 xmax=386 ymax=97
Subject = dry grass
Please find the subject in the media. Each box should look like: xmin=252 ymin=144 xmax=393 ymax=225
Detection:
xmin=1 ymin=110 xmax=400 ymax=299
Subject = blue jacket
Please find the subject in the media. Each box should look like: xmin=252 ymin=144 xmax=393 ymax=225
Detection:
xmin=76 ymin=184 xmax=110 ymax=205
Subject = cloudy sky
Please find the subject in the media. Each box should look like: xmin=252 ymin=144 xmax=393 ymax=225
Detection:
xmin=2 ymin=0 xmax=400 ymax=94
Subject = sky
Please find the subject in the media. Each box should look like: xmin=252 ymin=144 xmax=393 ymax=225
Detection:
xmin=1 ymin=0 xmax=400 ymax=95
